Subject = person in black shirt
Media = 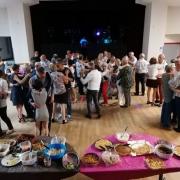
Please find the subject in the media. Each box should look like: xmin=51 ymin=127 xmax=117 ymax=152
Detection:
xmin=30 ymin=51 xmax=40 ymax=69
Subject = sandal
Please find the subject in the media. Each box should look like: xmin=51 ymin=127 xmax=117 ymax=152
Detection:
xmin=62 ymin=120 xmax=67 ymax=124
xmin=18 ymin=117 xmax=25 ymax=123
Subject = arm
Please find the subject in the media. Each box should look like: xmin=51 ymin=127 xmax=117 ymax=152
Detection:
xmin=80 ymin=72 xmax=92 ymax=85
xmin=13 ymin=74 xmax=30 ymax=84
xmin=0 ymin=80 xmax=8 ymax=98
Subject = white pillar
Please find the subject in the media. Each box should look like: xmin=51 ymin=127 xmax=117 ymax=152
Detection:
xmin=142 ymin=0 xmax=168 ymax=60
xmin=7 ymin=0 xmax=34 ymax=64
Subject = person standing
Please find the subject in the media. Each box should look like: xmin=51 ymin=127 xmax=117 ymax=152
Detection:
xmin=117 ymin=56 xmax=133 ymax=108
xmin=0 ymin=70 xmax=14 ymax=136
xmin=30 ymin=51 xmax=40 ymax=68
xmin=134 ymin=53 xmax=148 ymax=96
xmin=80 ymin=62 xmax=101 ymax=118
xmin=40 ymin=54 xmax=51 ymax=73
xmin=29 ymin=67 xmax=53 ymax=134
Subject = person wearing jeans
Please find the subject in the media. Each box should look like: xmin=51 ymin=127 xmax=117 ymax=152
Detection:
xmin=0 ymin=70 xmax=14 ymax=136
xmin=81 ymin=62 xmax=102 ymax=118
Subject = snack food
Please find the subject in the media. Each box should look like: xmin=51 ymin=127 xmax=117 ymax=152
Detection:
xmin=132 ymin=143 xmax=151 ymax=155
xmin=101 ymin=151 xmax=120 ymax=166
xmin=155 ymin=144 xmax=173 ymax=159
xmin=145 ymin=155 xmax=165 ymax=169
xmin=174 ymin=145 xmax=180 ymax=157
xmin=32 ymin=142 xmax=45 ymax=151
xmin=81 ymin=153 xmax=100 ymax=166
xmin=94 ymin=139 xmax=113 ymax=151
xmin=115 ymin=144 xmax=132 ymax=156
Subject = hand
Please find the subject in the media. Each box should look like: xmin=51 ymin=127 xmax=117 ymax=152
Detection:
xmin=65 ymin=69 xmax=70 ymax=76
xmin=31 ymin=102 xmax=40 ymax=109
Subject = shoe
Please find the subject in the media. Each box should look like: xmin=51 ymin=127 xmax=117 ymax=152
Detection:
xmin=6 ymin=129 xmax=15 ymax=135
xmin=141 ymin=94 xmax=145 ymax=96
xmin=147 ymin=101 xmax=152 ymax=104
xmin=97 ymin=114 xmax=101 ymax=119
xmin=62 ymin=120 xmax=67 ymax=124
xmin=174 ymin=127 xmax=180 ymax=132
xmin=134 ymin=93 xmax=139 ymax=96
xmin=155 ymin=100 xmax=160 ymax=103
xmin=120 ymin=105 xmax=128 ymax=108
xmin=67 ymin=115 xmax=72 ymax=121
xmin=52 ymin=118 xmax=55 ymax=123
xmin=161 ymin=126 xmax=171 ymax=130
xmin=18 ymin=117 xmax=25 ymax=123
xmin=0 ymin=131 xmax=6 ymax=137
xmin=85 ymin=114 xmax=92 ymax=119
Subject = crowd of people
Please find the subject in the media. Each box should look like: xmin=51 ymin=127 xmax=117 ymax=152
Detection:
xmin=0 ymin=50 xmax=180 ymax=137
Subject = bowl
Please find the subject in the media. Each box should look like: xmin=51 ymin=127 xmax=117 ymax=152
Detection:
xmin=44 ymin=143 xmax=66 ymax=160
xmin=19 ymin=141 xmax=31 ymax=152
xmin=116 ymin=132 xmax=130 ymax=143
xmin=101 ymin=151 xmax=120 ymax=166
xmin=155 ymin=144 xmax=173 ymax=159
xmin=21 ymin=151 xmax=37 ymax=166
xmin=0 ymin=144 xmax=10 ymax=157
xmin=62 ymin=152 xmax=80 ymax=170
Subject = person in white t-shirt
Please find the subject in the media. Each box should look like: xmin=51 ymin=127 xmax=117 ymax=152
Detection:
xmin=156 ymin=54 xmax=167 ymax=106
xmin=80 ymin=62 xmax=101 ymax=119
xmin=146 ymin=57 xmax=159 ymax=105
xmin=134 ymin=53 xmax=148 ymax=96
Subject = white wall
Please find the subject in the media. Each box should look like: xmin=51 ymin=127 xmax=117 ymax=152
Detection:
xmin=166 ymin=7 xmax=180 ymax=34
xmin=165 ymin=34 xmax=180 ymax=43
xmin=0 ymin=7 xmax=10 ymax=36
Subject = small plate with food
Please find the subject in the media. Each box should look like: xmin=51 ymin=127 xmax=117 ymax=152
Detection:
xmin=114 ymin=144 xmax=132 ymax=156
xmin=174 ymin=145 xmax=180 ymax=157
xmin=145 ymin=155 xmax=165 ymax=170
xmin=1 ymin=154 xmax=21 ymax=167
xmin=101 ymin=151 xmax=120 ymax=166
xmin=128 ymin=140 xmax=154 ymax=156
xmin=94 ymin=139 xmax=113 ymax=151
xmin=81 ymin=153 xmax=100 ymax=167
xmin=155 ymin=144 xmax=173 ymax=159
xmin=115 ymin=132 xmax=130 ymax=144
xmin=0 ymin=139 xmax=16 ymax=147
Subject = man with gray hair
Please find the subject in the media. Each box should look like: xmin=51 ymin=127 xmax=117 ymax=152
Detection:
xmin=117 ymin=56 xmax=133 ymax=108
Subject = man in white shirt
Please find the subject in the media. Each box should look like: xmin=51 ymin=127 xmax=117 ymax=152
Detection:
xmin=40 ymin=54 xmax=51 ymax=73
xmin=135 ymin=53 xmax=148 ymax=96
xmin=128 ymin=51 xmax=137 ymax=67
xmin=81 ymin=62 xmax=101 ymax=118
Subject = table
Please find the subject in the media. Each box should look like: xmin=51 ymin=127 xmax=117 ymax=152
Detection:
xmin=0 ymin=136 xmax=79 ymax=180
xmin=80 ymin=133 xmax=180 ymax=180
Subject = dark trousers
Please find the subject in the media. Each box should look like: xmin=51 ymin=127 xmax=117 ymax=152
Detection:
xmin=156 ymin=78 xmax=163 ymax=104
xmin=135 ymin=73 xmax=146 ymax=95
xmin=172 ymin=99 xmax=177 ymax=122
xmin=76 ymin=78 xmax=84 ymax=95
xmin=22 ymin=87 xmax=34 ymax=118
xmin=67 ymin=88 xmax=72 ymax=116
xmin=86 ymin=90 xmax=100 ymax=116
xmin=123 ymin=88 xmax=131 ymax=106
xmin=0 ymin=106 xmax=13 ymax=133
xmin=161 ymin=101 xmax=172 ymax=127
xmin=175 ymin=96 xmax=180 ymax=129
xmin=46 ymin=96 xmax=53 ymax=133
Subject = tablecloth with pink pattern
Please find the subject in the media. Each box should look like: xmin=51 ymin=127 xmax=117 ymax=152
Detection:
xmin=80 ymin=133 xmax=180 ymax=180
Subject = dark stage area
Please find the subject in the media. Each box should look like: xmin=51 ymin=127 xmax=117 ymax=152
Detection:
xmin=30 ymin=0 xmax=145 ymax=59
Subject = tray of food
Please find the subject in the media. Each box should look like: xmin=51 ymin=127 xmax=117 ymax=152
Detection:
xmin=114 ymin=144 xmax=132 ymax=156
xmin=128 ymin=140 xmax=154 ymax=156
xmin=0 ymin=139 xmax=16 ymax=146
xmin=145 ymin=155 xmax=165 ymax=170
xmin=81 ymin=153 xmax=100 ymax=166
xmin=1 ymin=154 xmax=21 ymax=167
xmin=16 ymin=134 xmax=35 ymax=143
xmin=94 ymin=139 xmax=113 ymax=151
xmin=174 ymin=145 xmax=180 ymax=157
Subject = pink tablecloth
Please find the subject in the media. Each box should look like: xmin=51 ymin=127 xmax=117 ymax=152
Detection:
xmin=80 ymin=133 xmax=180 ymax=180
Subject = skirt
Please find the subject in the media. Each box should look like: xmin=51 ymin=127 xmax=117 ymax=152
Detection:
xmin=146 ymin=79 xmax=158 ymax=88
xmin=54 ymin=93 xmax=68 ymax=104
xmin=10 ymin=86 xmax=23 ymax=106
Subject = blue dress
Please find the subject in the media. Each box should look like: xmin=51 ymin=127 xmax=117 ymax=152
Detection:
xmin=10 ymin=73 xmax=23 ymax=106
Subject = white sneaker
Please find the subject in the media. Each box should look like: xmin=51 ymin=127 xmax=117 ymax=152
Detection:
xmin=6 ymin=129 xmax=15 ymax=135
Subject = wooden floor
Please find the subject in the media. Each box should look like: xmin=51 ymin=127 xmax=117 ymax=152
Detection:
xmin=2 ymin=93 xmax=180 ymax=180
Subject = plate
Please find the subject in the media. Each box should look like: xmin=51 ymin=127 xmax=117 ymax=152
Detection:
xmin=0 ymin=139 xmax=16 ymax=146
xmin=114 ymin=144 xmax=132 ymax=156
xmin=129 ymin=141 xmax=154 ymax=156
xmin=145 ymin=155 xmax=165 ymax=169
xmin=94 ymin=139 xmax=113 ymax=151
xmin=81 ymin=153 xmax=100 ymax=166
xmin=1 ymin=154 xmax=21 ymax=167
xmin=174 ymin=145 xmax=180 ymax=157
